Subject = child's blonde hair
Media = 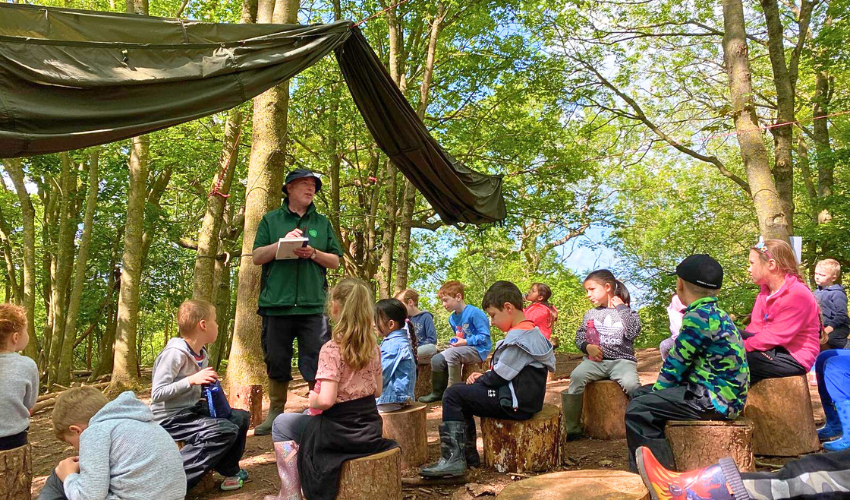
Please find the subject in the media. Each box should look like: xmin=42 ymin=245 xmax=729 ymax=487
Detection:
xmin=52 ymin=386 xmax=109 ymax=440
xmin=752 ymin=239 xmax=803 ymax=281
xmin=177 ymin=299 xmax=216 ymax=336
xmin=396 ymin=288 xmax=419 ymax=306
xmin=0 ymin=303 xmax=27 ymax=346
xmin=328 ymin=278 xmax=377 ymax=371
xmin=817 ymin=258 xmax=842 ymax=282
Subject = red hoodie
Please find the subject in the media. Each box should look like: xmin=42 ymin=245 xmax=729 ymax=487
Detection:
xmin=524 ymin=302 xmax=557 ymax=340
xmin=744 ymin=274 xmax=820 ymax=370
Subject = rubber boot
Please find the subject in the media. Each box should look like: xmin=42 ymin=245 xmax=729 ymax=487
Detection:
xmin=562 ymin=393 xmax=584 ymax=441
xmin=419 ymin=370 xmax=448 ymax=403
xmin=824 ymin=400 xmax=850 ymax=451
xmin=635 ymin=446 xmax=748 ymax=500
xmin=255 ymin=379 xmax=289 ymax=436
xmin=819 ymin=401 xmax=842 ymax=441
xmin=464 ymin=419 xmax=480 ymax=468
xmin=447 ymin=363 xmax=463 ymax=386
xmin=419 ymin=422 xmax=467 ymax=478
xmin=264 ymin=440 xmax=302 ymax=500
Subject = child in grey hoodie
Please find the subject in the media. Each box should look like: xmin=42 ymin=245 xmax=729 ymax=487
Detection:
xmin=150 ymin=299 xmax=250 ymax=491
xmin=38 ymin=388 xmax=185 ymax=500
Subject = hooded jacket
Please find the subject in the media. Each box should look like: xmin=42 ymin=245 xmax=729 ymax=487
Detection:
xmin=63 ymin=392 xmax=186 ymax=500
xmin=150 ymin=337 xmax=207 ymax=421
xmin=815 ymin=284 xmax=849 ymax=345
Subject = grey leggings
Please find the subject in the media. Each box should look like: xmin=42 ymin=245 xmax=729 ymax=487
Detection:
xmin=271 ymin=412 xmax=311 ymax=443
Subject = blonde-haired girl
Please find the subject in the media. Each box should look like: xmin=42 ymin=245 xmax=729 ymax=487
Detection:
xmin=0 ymin=303 xmax=38 ymax=452
xmin=268 ymin=278 xmax=397 ymax=500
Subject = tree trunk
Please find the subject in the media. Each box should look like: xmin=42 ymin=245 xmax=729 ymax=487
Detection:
xmin=377 ymin=162 xmax=397 ymax=299
xmin=813 ymin=69 xmax=833 ymax=223
xmin=2 ymin=159 xmax=38 ymax=364
xmin=721 ymin=0 xmax=789 ymax=241
xmin=193 ymin=108 xmax=243 ymax=302
xmin=0 ymin=204 xmax=21 ymax=304
xmin=227 ymin=0 xmax=299 ymax=393
xmin=57 ymin=150 xmax=100 ymax=386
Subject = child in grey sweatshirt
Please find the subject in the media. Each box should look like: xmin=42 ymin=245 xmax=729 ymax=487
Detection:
xmin=38 ymin=388 xmax=186 ymax=500
xmin=0 ymin=303 xmax=38 ymax=451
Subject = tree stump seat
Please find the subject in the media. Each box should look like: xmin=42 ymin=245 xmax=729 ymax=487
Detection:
xmin=461 ymin=355 xmax=490 ymax=381
xmin=0 ymin=443 xmax=32 ymax=500
xmin=481 ymin=403 xmax=561 ymax=473
xmin=581 ymin=380 xmax=628 ymax=439
xmin=415 ymin=362 xmax=432 ymax=400
xmin=337 ymin=447 xmax=402 ymax=500
xmin=380 ymin=402 xmax=428 ymax=468
xmin=496 ymin=470 xmax=649 ymax=500
xmin=230 ymin=383 xmax=262 ymax=428
xmin=666 ymin=418 xmax=755 ymax=472
xmin=743 ymin=375 xmax=819 ymax=456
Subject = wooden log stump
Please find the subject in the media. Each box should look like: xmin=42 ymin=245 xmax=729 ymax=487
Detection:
xmin=497 ymin=470 xmax=649 ymax=500
xmin=380 ymin=402 xmax=428 ymax=469
xmin=337 ymin=447 xmax=402 ymax=500
xmin=415 ymin=362 xmax=433 ymax=400
xmin=581 ymin=380 xmax=628 ymax=439
xmin=744 ymin=375 xmax=819 ymax=456
xmin=482 ymin=403 xmax=560 ymax=473
xmin=461 ymin=356 xmax=490 ymax=381
xmin=0 ymin=444 xmax=31 ymax=500
xmin=230 ymin=384 xmax=263 ymax=428
xmin=666 ymin=419 xmax=755 ymax=472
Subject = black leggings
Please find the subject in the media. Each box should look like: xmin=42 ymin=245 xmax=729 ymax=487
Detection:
xmin=0 ymin=430 xmax=27 ymax=451
xmin=747 ymin=347 xmax=806 ymax=385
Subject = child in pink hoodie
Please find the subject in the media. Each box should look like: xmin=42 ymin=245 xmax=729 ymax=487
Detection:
xmin=745 ymin=239 xmax=820 ymax=384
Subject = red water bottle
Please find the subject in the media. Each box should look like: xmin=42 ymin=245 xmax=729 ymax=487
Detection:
xmin=586 ymin=319 xmax=600 ymax=346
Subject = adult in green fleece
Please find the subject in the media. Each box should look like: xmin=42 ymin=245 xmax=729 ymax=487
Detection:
xmin=251 ymin=169 xmax=343 ymax=435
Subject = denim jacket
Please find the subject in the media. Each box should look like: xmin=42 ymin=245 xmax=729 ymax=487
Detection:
xmin=376 ymin=329 xmax=416 ymax=405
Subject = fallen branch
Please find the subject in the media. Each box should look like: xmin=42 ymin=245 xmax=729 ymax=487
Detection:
xmin=33 ymin=382 xmax=110 ymax=415
xmin=402 ymin=476 xmax=468 ymax=487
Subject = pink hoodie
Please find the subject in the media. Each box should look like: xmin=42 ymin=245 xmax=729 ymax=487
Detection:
xmin=744 ymin=274 xmax=821 ymax=370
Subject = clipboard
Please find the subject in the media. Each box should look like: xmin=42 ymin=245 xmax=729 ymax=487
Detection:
xmin=275 ymin=237 xmax=309 ymax=260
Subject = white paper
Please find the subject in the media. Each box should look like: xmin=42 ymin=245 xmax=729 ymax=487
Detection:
xmin=275 ymin=237 xmax=309 ymax=260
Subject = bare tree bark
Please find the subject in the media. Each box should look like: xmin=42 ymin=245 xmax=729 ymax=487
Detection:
xmin=0 ymin=204 xmax=21 ymax=304
xmin=57 ymin=149 xmax=100 ymax=386
xmin=721 ymin=0 xmax=789 ymax=241
xmin=3 ymin=159 xmax=39 ymax=363
xmin=813 ymin=69 xmax=834 ymax=223
xmin=227 ymin=0 xmax=299 ymax=393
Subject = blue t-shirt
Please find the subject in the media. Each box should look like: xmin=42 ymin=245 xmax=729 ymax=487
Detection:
xmin=410 ymin=311 xmax=437 ymax=346
xmin=449 ymin=305 xmax=493 ymax=361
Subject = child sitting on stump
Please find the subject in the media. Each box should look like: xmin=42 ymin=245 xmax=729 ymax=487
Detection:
xmin=0 ymin=304 xmax=38 ymax=452
xmin=375 ymin=298 xmax=417 ymax=413
xmin=626 ymin=254 xmax=749 ymax=473
xmin=395 ymin=288 xmax=438 ymax=359
xmin=419 ymin=281 xmax=555 ymax=478
xmin=419 ymin=280 xmax=492 ymax=403
xmin=563 ymin=269 xmax=641 ymax=441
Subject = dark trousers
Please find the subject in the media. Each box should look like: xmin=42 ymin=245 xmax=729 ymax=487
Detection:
xmin=625 ymin=384 xmax=725 ymax=472
xmin=747 ymin=347 xmax=806 ymax=384
xmin=159 ymin=403 xmax=250 ymax=488
xmin=442 ymin=381 xmax=532 ymax=436
xmin=36 ymin=471 xmax=66 ymax=500
xmin=741 ymin=449 xmax=850 ymax=499
xmin=261 ymin=314 xmax=329 ymax=383
xmin=0 ymin=429 xmax=27 ymax=451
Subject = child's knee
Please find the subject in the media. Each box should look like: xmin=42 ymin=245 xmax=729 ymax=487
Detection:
xmin=431 ymin=352 xmax=447 ymax=371
xmin=567 ymin=363 xmax=594 ymax=394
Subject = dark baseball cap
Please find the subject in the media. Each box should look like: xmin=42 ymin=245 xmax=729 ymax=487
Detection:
xmin=674 ymin=254 xmax=723 ymax=290
xmin=283 ymin=169 xmax=322 ymax=193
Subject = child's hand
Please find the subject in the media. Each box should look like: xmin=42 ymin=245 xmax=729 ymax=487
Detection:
xmin=825 ymin=325 xmax=834 ymax=334
xmin=609 ymin=296 xmax=624 ymax=308
xmin=586 ymin=344 xmax=603 ymax=362
xmin=56 ymin=456 xmax=80 ymax=482
xmin=466 ymin=372 xmax=483 ymax=384
xmin=452 ymin=338 xmax=467 ymax=347
xmin=188 ymin=367 xmax=218 ymax=386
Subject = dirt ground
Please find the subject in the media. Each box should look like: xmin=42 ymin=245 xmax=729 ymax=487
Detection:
xmin=28 ymin=349 xmax=826 ymax=499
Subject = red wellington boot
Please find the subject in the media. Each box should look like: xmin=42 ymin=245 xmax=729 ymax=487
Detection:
xmin=635 ymin=446 xmax=750 ymax=500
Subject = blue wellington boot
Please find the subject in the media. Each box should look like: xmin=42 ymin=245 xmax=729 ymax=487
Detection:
xmin=818 ymin=401 xmax=842 ymax=441
xmin=824 ymin=400 xmax=850 ymax=451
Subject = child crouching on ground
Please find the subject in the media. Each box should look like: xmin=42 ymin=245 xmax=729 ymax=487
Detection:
xmin=150 ymin=299 xmax=250 ymax=491
xmin=419 ymin=281 xmax=555 ymax=478
xmin=269 ymin=278 xmax=397 ymax=500
xmin=375 ymin=298 xmax=417 ymax=413
xmin=37 ymin=387 xmax=185 ymax=500
xmin=0 ymin=304 xmax=38 ymax=452
xmin=626 ymin=254 xmax=749 ymax=473
xmin=563 ymin=269 xmax=641 ymax=441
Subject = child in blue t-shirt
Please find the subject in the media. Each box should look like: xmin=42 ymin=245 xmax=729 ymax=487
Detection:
xmin=419 ymin=281 xmax=492 ymax=404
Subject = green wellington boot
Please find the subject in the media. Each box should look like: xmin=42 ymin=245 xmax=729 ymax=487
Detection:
xmin=561 ymin=392 xmax=584 ymax=441
xmin=447 ymin=363 xmax=463 ymax=387
xmin=254 ymin=379 xmax=289 ymax=436
xmin=419 ymin=421 xmax=468 ymax=478
xmin=419 ymin=370 xmax=448 ymax=403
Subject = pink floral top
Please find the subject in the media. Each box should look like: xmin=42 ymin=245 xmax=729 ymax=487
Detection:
xmin=315 ymin=341 xmax=381 ymax=403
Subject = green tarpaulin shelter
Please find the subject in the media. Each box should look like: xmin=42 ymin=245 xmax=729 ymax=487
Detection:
xmin=0 ymin=3 xmax=506 ymax=225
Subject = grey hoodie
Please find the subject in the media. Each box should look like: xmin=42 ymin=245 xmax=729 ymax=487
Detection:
xmin=151 ymin=337 xmax=208 ymax=421
xmin=63 ymin=391 xmax=186 ymax=500
xmin=492 ymin=326 xmax=556 ymax=410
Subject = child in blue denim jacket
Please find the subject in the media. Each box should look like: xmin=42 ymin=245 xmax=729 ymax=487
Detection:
xmin=375 ymin=299 xmax=418 ymax=413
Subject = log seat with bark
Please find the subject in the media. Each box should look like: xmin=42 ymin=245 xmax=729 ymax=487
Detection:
xmin=461 ymin=355 xmax=491 ymax=381
xmin=481 ymin=403 xmax=560 ymax=473
xmin=229 ymin=384 xmax=262 ymax=428
xmin=581 ymin=380 xmax=628 ymax=439
xmin=496 ymin=470 xmax=649 ymax=500
xmin=0 ymin=444 xmax=32 ymax=500
xmin=380 ymin=402 xmax=428 ymax=469
xmin=415 ymin=362 xmax=433 ymax=400
xmin=743 ymin=375 xmax=819 ymax=456
xmin=336 ymin=447 xmax=402 ymax=500
xmin=666 ymin=418 xmax=755 ymax=472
